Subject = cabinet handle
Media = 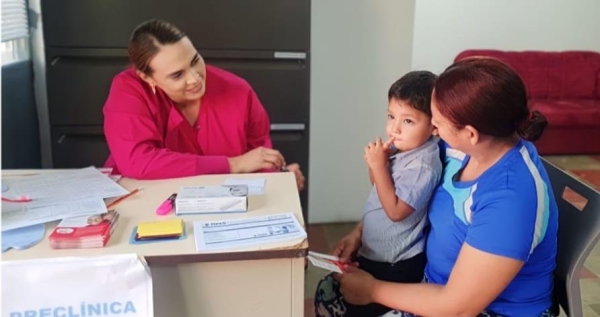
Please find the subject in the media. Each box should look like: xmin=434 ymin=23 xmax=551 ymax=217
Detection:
xmin=270 ymin=123 xmax=305 ymax=131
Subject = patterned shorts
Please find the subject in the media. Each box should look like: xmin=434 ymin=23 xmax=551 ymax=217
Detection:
xmin=379 ymin=308 xmax=555 ymax=317
xmin=314 ymin=274 xmax=555 ymax=317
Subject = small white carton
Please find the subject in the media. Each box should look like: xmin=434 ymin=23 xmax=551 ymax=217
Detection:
xmin=175 ymin=185 xmax=248 ymax=215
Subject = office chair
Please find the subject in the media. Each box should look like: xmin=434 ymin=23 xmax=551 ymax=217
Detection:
xmin=543 ymin=158 xmax=600 ymax=317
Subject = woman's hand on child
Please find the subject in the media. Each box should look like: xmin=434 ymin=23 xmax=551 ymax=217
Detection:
xmin=364 ymin=137 xmax=394 ymax=170
xmin=335 ymin=265 xmax=377 ymax=305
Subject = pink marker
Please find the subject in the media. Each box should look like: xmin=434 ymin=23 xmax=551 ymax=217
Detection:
xmin=156 ymin=193 xmax=177 ymax=215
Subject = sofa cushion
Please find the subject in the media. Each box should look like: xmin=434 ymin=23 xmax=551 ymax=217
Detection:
xmin=455 ymin=50 xmax=600 ymax=99
xmin=530 ymin=99 xmax=600 ymax=128
xmin=597 ymin=71 xmax=600 ymax=99
xmin=559 ymin=52 xmax=600 ymax=99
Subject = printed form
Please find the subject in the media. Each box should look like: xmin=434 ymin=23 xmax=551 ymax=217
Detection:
xmin=1 ymin=167 xmax=127 ymax=231
xmin=193 ymin=212 xmax=306 ymax=252
xmin=2 ymin=166 xmax=128 ymax=200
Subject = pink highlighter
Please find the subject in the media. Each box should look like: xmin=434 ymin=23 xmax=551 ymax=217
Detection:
xmin=156 ymin=193 xmax=177 ymax=215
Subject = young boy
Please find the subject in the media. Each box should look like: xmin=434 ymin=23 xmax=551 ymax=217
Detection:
xmin=314 ymin=71 xmax=442 ymax=317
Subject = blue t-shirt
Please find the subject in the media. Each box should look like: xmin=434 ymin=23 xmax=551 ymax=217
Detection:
xmin=425 ymin=139 xmax=558 ymax=316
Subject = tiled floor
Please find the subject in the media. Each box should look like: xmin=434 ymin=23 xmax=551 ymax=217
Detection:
xmin=305 ymin=155 xmax=600 ymax=317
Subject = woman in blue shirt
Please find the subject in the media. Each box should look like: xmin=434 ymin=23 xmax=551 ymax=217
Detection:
xmin=335 ymin=57 xmax=558 ymax=317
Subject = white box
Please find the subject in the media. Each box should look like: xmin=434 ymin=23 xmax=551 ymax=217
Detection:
xmin=175 ymin=185 xmax=248 ymax=215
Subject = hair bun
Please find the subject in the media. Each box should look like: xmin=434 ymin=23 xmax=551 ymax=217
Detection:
xmin=517 ymin=110 xmax=548 ymax=142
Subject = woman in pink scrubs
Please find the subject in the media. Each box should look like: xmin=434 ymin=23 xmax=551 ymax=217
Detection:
xmin=103 ymin=19 xmax=305 ymax=190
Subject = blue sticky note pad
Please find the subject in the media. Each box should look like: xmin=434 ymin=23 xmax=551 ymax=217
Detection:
xmin=2 ymin=224 xmax=46 ymax=252
xmin=129 ymin=225 xmax=187 ymax=245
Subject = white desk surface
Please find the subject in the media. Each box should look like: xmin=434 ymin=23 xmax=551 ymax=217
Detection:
xmin=1 ymin=170 xmax=308 ymax=264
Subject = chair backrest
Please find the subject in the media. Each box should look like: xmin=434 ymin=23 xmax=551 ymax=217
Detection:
xmin=542 ymin=158 xmax=600 ymax=316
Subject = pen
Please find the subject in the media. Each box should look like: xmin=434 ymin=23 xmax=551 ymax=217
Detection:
xmin=156 ymin=193 xmax=177 ymax=215
xmin=106 ymin=187 xmax=142 ymax=209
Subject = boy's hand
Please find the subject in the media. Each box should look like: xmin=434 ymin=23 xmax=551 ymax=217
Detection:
xmin=364 ymin=137 xmax=394 ymax=170
xmin=332 ymin=231 xmax=362 ymax=263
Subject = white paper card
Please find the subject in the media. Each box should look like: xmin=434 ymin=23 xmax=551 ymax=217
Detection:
xmin=2 ymin=254 xmax=153 ymax=317
xmin=193 ymin=212 xmax=306 ymax=252
xmin=307 ymin=251 xmax=344 ymax=273
xmin=307 ymin=255 xmax=344 ymax=273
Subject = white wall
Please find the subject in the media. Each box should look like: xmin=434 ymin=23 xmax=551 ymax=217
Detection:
xmin=309 ymin=0 xmax=416 ymax=223
xmin=412 ymin=0 xmax=600 ymax=74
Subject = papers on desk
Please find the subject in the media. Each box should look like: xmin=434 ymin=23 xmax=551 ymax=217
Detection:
xmin=193 ymin=212 xmax=306 ymax=252
xmin=1 ymin=197 xmax=108 ymax=231
xmin=2 ymin=166 xmax=128 ymax=200
xmin=224 ymin=178 xmax=266 ymax=195
xmin=1 ymin=167 xmax=128 ymax=231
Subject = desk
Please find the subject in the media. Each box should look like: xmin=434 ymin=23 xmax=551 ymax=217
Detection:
xmin=2 ymin=170 xmax=308 ymax=317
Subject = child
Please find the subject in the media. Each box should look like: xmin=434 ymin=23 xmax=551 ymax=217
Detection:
xmin=314 ymin=71 xmax=442 ymax=317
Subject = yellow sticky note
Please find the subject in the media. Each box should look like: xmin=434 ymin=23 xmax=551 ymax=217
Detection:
xmin=136 ymin=219 xmax=183 ymax=238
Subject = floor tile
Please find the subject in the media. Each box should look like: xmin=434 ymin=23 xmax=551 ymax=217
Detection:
xmin=544 ymin=156 xmax=600 ymax=171
xmin=581 ymin=278 xmax=600 ymax=309
xmin=591 ymin=241 xmax=600 ymax=257
xmin=570 ymin=170 xmax=600 ymax=190
xmin=561 ymin=186 xmax=589 ymax=210
xmin=308 ymin=224 xmax=331 ymax=254
xmin=583 ymin=304 xmax=600 ymax=317
xmin=322 ymin=222 xmax=359 ymax=251
xmin=586 ymin=256 xmax=600 ymax=277
xmin=584 ymin=304 xmax=600 ymax=317
xmin=582 ymin=265 xmax=599 ymax=279
xmin=305 ymin=298 xmax=315 ymax=317
xmin=304 ymin=266 xmax=325 ymax=298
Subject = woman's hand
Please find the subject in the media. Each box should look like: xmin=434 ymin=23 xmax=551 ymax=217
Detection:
xmin=335 ymin=266 xmax=377 ymax=305
xmin=332 ymin=227 xmax=362 ymax=263
xmin=228 ymin=147 xmax=285 ymax=173
xmin=364 ymin=137 xmax=394 ymax=171
xmin=284 ymin=163 xmax=305 ymax=191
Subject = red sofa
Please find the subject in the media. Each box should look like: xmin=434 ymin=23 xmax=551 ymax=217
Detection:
xmin=455 ymin=50 xmax=600 ymax=155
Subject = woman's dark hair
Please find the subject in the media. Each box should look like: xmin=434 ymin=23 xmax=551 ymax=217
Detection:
xmin=433 ymin=57 xmax=548 ymax=142
xmin=388 ymin=71 xmax=438 ymax=117
xmin=128 ymin=19 xmax=186 ymax=75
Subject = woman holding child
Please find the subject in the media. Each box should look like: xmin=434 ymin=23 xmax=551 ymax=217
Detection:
xmin=315 ymin=57 xmax=557 ymax=317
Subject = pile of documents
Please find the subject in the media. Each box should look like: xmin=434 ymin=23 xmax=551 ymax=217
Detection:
xmin=134 ymin=219 xmax=184 ymax=242
xmin=1 ymin=167 xmax=129 ymax=231
xmin=49 ymin=211 xmax=120 ymax=249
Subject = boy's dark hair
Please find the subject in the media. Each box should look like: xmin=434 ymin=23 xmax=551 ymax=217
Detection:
xmin=388 ymin=71 xmax=437 ymax=117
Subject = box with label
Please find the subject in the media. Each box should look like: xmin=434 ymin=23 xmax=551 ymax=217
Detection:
xmin=175 ymin=185 xmax=248 ymax=215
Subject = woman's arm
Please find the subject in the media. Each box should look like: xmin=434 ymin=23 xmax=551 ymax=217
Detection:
xmin=370 ymin=243 xmax=523 ymax=316
xmin=338 ymin=185 xmax=547 ymax=316
xmin=104 ymin=77 xmax=231 ymax=179
xmin=246 ymin=89 xmax=273 ymax=150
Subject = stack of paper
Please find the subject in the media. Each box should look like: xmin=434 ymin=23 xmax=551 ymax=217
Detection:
xmin=135 ymin=219 xmax=184 ymax=241
xmin=49 ymin=211 xmax=120 ymax=249
xmin=1 ymin=167 xmax=129 ymax=231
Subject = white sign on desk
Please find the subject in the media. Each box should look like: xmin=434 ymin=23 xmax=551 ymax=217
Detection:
xmin=2 ymin=254 xmax=153 ymax=317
